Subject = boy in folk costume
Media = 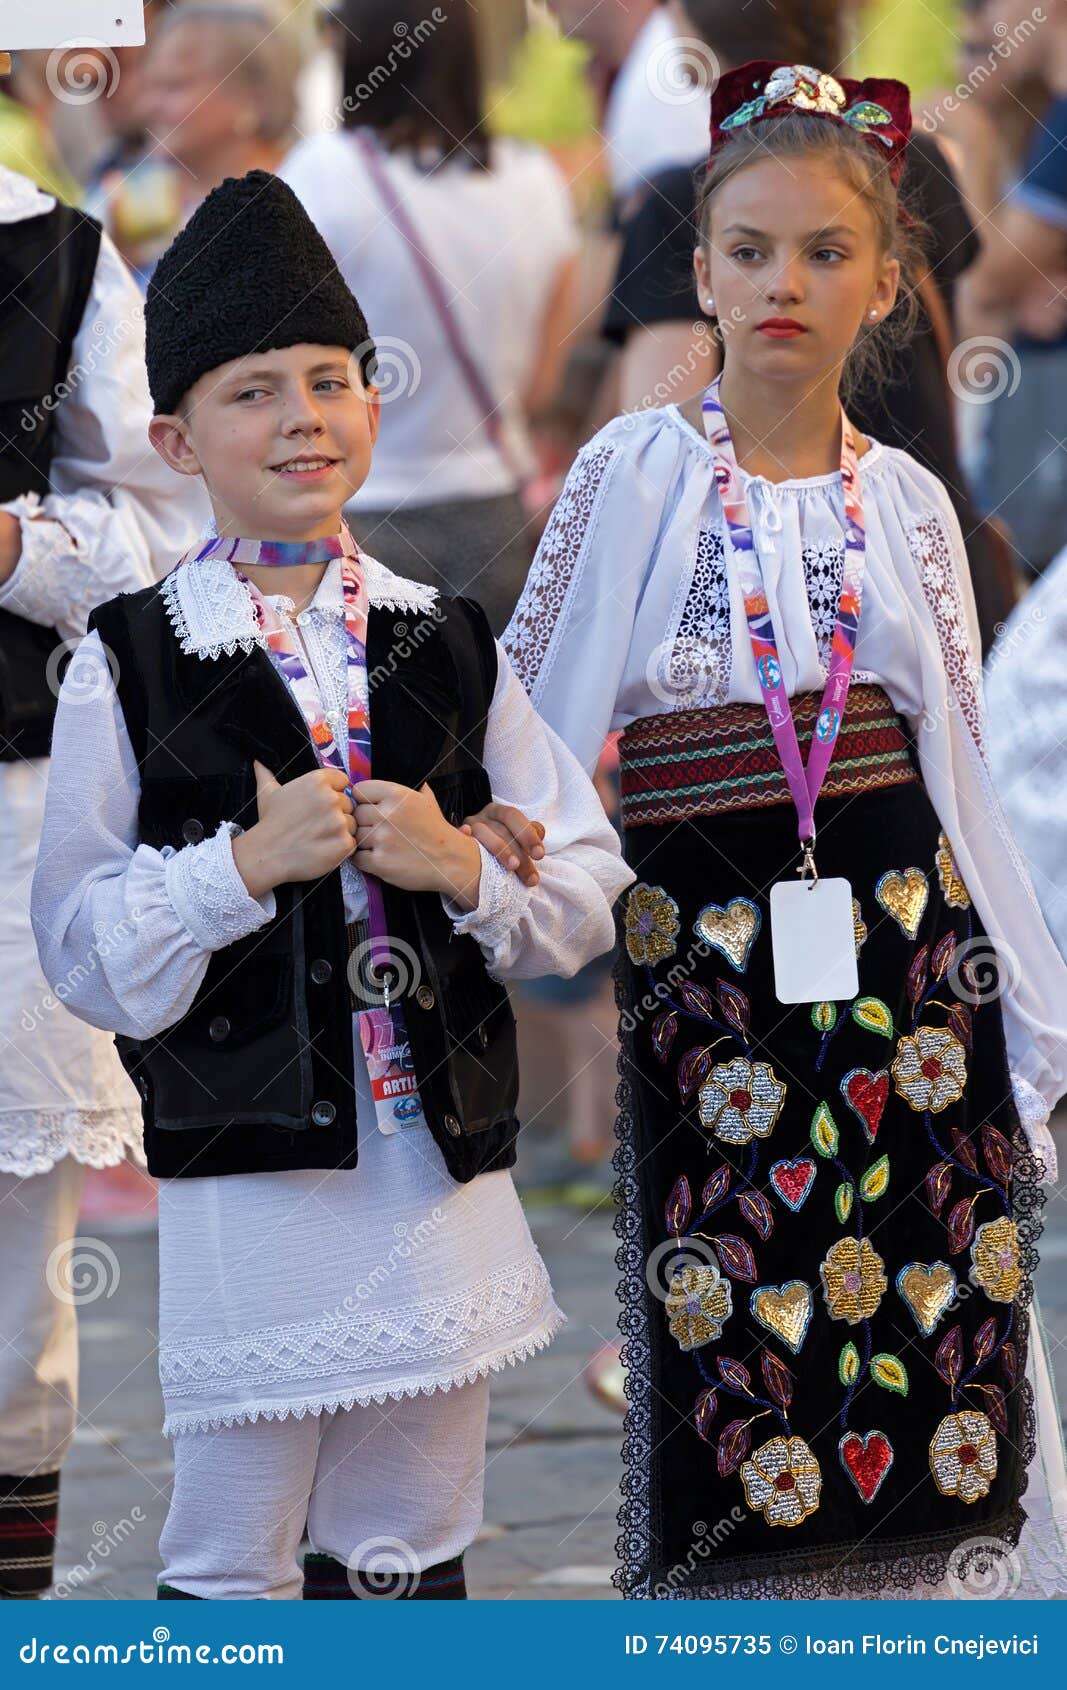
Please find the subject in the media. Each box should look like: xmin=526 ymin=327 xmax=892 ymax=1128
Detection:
xmin=0 ymin=3 xmax=208 ymax=1597
xmin=31 ymin=171 xmax=632 ymax=1600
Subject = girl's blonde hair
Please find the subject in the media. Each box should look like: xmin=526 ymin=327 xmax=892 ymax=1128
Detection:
xmin=696 ymin=113 xmax=929 ymax=403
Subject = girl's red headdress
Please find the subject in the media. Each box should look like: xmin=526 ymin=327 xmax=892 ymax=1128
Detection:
xmin=709 ymin=61 xmax=912 ymax=187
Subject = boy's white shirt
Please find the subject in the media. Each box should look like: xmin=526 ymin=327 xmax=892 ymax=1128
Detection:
xmin=31 ymin=552 xmax=634 ymax=1046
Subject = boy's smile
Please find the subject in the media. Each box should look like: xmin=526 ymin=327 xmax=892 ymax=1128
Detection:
xmin=149 ymin=342 xmax=381 ymax=541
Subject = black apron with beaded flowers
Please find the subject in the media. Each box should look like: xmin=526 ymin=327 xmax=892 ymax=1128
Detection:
xmin=611 ymin=688 xmax=1041 ymax=1599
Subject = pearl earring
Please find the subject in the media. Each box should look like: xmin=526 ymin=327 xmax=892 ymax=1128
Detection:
xmin=868 ymin=309 xmax=879 ymax=320
xmin=705 ymin=298 xmax=715 ymax=311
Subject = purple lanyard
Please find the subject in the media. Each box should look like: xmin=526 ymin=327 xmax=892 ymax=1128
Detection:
xmin=223 ymin=531 xmax=397 ymax=994
xmin=701 ymin=377 xmax=867 ymax=864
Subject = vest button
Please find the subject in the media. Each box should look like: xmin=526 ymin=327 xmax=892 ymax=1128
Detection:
xmin=182 ymin=818 xmax=205 ymax=845
xmin=415 ymin=985 xmax=435 ymax=1010
xmin=208 ymin=1015 xmax=230 ymax=1042
xmin=312 ymin=1100 xmax=337 ymax=1127
xmin=478 ymin=1024 xmax=490 ymax=1049
xmin=310 ymin=958 xmax=333 ymax=985
xmin=444 ymin=1113 xmax=462 ymax=1137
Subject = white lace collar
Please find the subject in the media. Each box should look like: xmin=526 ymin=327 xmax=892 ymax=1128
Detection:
xmin=161 ymin=549 xmax=439 ymax=660
xmin=0 ymin=165 xmax=56 ymax=224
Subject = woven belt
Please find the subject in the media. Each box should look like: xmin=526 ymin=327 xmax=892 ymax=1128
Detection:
xmin=619 ymin=684 xmax=918 ymax=829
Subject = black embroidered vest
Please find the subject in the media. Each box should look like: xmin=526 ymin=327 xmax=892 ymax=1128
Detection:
xmin=87 ymin=580 xmax=520 ymax=1182
xmin=0 ymin=200 xmax=102 ymax=760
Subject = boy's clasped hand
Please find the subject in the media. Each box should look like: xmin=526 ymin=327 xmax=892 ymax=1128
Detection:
xmin=231 ymin=759 xmax=545 ymax=915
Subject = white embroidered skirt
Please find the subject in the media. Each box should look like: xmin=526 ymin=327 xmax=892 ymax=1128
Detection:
xmin=0 ymin=761 xmax=143 ymax=1178
xmin=156 ymin=1014 xmax=564 ymax=1436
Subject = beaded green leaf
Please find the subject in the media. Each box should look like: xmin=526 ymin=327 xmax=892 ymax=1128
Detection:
xmin=839 ymin=1341 xmax=860 ymax=1386
xmin=852 ymin=996 xmax=894 ymax=1038
xmin=870 ymin=1353 xmax=909 ymax=1395
xmin=810 ymin=1102 xmax=839 ymax=1158
xmin=834 ymin=1182 xmax=854 ymax=1224
xmin=811 ymin=1001 xmax=837 ymax=1034
xmin=860 ymin=1155 xmax=890 ymax=1201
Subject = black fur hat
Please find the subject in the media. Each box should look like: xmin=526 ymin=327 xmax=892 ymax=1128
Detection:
xmin=145 ymin=170 xmax=376 ymax=414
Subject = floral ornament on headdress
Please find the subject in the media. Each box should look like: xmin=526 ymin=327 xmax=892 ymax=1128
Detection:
xmin=710 ymin=59 xmax=912 ymax=188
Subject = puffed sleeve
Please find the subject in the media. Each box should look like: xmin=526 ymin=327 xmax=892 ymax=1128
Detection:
xmin=898 ymin=465 xmax=1067 ymax=1171
xmin=0 ymin=232 xmax=209 ymax=641
xmin=440 ymin=643 xmax=635 ymax=979
xmin=30 ymin=632 xmax=275 ymax=1041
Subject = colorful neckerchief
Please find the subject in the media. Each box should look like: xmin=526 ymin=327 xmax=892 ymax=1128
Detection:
xmin=187 ymin=531 xmax=348 ymax=569
xmin=701 ymin=375 xmax=866 ymax=859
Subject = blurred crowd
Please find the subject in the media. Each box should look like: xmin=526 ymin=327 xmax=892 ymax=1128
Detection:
xmin=4 ymin=0 xmax=1067 ymax=1187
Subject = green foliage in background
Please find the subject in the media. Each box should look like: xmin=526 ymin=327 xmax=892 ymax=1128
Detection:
xmin=488 ymin=23 xmax=595 ymax=143
xmin=854 ymin=0 xmax=959 ymax=97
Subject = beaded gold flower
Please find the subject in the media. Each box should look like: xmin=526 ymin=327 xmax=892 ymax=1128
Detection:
xmin=891 ymin=1025 xmax=967 ymax=1113
xmin=969 ymin=1217 xmax=1021 ymax=1303
xmin=852 ymin=897 xmax=867 ymax=957
xmin=936 ymin=831 xmax=971 ymax=909
xmin=820 ymin=1236 xmax=888 ymax=1323
xmin=929 ymin=1410 xmax=998 ymax=1502
xmin=664 ymin=1261 xmax=733 ymax=1351
xmin=739 ymin=1435 xmax=822 ymax=1527
xmin=624 ymin=882 xmax=681 ymax=966
xmin=698 ymin=1056 xmax=786 ymax=1145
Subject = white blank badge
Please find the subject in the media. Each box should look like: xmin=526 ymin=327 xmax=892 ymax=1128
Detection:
xmin=770 ymin=877 xmax=859 ymax=1004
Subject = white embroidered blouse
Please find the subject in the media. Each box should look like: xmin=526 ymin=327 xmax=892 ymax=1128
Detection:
xmin=502 ymin=403 xmax=1067 ymax=1160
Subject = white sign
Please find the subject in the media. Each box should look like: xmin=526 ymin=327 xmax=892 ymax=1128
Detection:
xmin=3 ymin=2 xmax=145 ymax=50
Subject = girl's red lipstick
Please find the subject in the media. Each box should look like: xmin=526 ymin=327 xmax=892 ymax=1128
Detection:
xmin=757 ymin=318 xmax=806 ymax=338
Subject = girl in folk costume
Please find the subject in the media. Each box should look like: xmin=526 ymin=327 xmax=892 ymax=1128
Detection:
xmin=503 ymin=63 xmax=1067 ymax=1598
xmin=31 ymin=172 xmax=632 ymax=1601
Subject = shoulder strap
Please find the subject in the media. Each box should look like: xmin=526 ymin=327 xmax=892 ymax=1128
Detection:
xmin=353 ymin=131 xmax=526 ymax=485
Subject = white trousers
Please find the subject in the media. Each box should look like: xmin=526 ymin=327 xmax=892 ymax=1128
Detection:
xmin=159 ymin=1376 xmax=492 ymax=1599
xmin=0 ymin=1157 xmax=85 ymax=1475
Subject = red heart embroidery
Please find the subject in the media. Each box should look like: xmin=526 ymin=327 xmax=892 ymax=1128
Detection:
xmin=841 ymin=1068 xmax=889 ymax=1142
xmin=768 ymin=1158 xmax=816 ymax=1212
xmin=839 ymin=1430 xmax=894 ymax=1503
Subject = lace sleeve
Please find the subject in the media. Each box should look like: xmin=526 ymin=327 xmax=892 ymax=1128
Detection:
xmin=909 ymin=509 xmax=986 ymax=752
xmin=503 ymin=434 xmax=620 ymax=703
